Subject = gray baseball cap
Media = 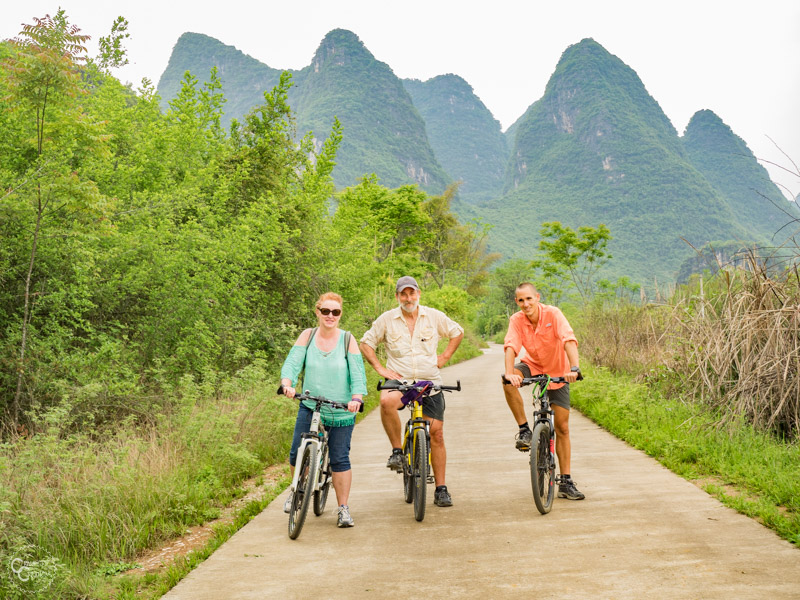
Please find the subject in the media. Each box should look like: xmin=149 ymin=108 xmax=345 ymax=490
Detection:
xmin=395 ymin=276 xmax=420 ymax=292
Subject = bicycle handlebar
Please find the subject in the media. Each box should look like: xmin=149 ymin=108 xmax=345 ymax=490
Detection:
xmin=500 ymin=374 xmax=581 ymax=386
xmin=376 ymin=379 xmax=461 ymax=393
xmin=276 ymin=386 xmax=364 ymax=412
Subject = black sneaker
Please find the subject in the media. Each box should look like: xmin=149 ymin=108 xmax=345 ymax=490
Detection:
xmin=558 ymin=478 xmax=585 ymax=500
xmin=515 ymin=428 xmax=532 ymax=451
xmin=434 ymin=486 xmax=453 ymax=507
xmin=386 ymin=450 xmax=403 ymax=472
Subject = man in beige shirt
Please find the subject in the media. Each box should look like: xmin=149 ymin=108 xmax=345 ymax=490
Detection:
xmin=360 ymin=276 xmax=464 ymax=507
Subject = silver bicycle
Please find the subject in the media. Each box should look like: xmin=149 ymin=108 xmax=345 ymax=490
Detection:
xmin=280 ymin=387 xmax=356 ymax=539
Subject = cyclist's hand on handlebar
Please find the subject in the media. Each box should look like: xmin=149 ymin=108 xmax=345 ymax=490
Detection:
xmin=347 ymin=399 xmax=362 ymax=413
xmin=283 ymin=386 xmax=297 ymax=399
xmin=503 ymin=372 xmax=523 ymax=388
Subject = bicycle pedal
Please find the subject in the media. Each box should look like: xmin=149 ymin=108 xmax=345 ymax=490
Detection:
xmin=426 ymin=476 xmax=434 ymax=484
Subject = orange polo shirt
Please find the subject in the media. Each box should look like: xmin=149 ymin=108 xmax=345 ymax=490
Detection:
xmin=503 ymin=304 xmax=578 ymax=390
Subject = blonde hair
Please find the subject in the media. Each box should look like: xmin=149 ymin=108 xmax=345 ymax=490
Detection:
xmin=315 ymin=292 xmax=343 ymax=309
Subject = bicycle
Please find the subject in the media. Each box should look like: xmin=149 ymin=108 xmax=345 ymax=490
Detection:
xmin=501 ymin=373 xmax=582 ymax=514
xmin=377 ymin=379 xmax=461 ymax=521
xmin=279 ymin=386 xmax=361 ymax=539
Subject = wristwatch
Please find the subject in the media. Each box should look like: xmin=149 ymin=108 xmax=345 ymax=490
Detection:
xmin=570 ymin=366 xmax=581 ymax=374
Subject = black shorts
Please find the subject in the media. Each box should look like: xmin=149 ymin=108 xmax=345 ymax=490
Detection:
xmin=387 ymin=381 xmax=446 ymax=421
xmin=515 ymin=363 xmax=570 ymax=410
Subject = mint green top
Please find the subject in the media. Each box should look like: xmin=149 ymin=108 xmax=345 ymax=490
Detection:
xmin=280 ymin=330 xmax=368 ymax=427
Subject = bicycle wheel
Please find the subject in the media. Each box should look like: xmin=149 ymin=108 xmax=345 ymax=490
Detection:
xmin=313 ymin=444 xmax=331 ymax=516
xmin=288 ymin=443 xmax=318 ymax=539
xmin=403 ymin=424 xmax=413 ymax=504
xmin=530 ymin=422 xmax=555 ymax=514
xmin=413 ymin=427 xmax=428 ymax=522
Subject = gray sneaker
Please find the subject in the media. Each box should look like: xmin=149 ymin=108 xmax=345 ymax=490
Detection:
xmin=283 ymin=491 xmax=293 ymax=513
xmin=386 ymin=450 xmax=404 ymax=472
xmin=337 ymin=505 xmax=354 ymax=527
xmin=434 ymin=486 xmax=453 ymax=507
xmin=515 ymin=428 xmax=533 ymax=451
xmin=558 ymin=478 xmax=585 ymax=500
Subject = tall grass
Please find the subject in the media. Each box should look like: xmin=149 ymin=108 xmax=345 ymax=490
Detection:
xmin=579 ymin=258 xmax=800 ymax=440
xmin=0 ymin=363 xmax=295 ymax=599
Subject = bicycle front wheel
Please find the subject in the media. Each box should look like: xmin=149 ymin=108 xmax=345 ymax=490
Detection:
xmin=413 ymin=427 xmax=428 ymax=522
xmin=530 ymin=422 xmax=555 ymax=514
xmin=313 ymin=444 xmax=331 ymax=516
xmin=403 ymin=423 xmax=413 ymax=503
xmin=288 ymin=443 xmax=318 ymax=539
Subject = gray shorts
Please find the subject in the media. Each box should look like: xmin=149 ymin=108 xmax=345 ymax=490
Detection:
xmin=388 ymin=381 xmax=446 ymax=421
xmin=515 ymin=363 xmax=570 ymax=410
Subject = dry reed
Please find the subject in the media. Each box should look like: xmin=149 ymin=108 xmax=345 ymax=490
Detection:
xmin=669 ymin=261 xmax=799 ymax=438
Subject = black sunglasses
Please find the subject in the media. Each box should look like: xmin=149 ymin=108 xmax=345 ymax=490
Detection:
xmin=318 ymin=308 xmax=342 ymax=316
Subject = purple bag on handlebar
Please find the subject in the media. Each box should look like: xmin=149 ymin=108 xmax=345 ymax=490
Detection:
xmin=400 ymin=381 xmax=433 ymax=406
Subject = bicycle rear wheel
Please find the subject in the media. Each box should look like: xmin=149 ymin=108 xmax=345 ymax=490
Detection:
xmin=413 ymin=427 xmax=428 ymax=522
xmin=530 ymin=422 xmax=555 ymax=514
xmin=313 ymin=444 xmax=331 ymax=516
xmin=288 ymin=443 xmax=318 ymax=539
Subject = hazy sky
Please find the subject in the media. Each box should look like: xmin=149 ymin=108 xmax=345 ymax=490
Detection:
xmin=3 ymin=0 xmax=799 ymax=198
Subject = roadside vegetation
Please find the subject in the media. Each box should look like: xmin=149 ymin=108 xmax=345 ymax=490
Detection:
xmin=574 ymin=250 xmax=800 ymax=546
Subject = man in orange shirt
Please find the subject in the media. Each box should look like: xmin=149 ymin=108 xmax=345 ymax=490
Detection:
xmin=502 ymin=282 xmax=585 ymax=500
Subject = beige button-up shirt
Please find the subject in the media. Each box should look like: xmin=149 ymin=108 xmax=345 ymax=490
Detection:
xmin=360 ymin=305 xmax=464 ymax=383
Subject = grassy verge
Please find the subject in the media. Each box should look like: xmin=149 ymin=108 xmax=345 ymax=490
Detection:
xmin=0 ymin=363 xmax=296 ymax=599
xmin=572 ymin=365 xmax=800 ymax=546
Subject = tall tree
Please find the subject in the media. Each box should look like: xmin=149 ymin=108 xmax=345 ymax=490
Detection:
xmin=3 ymin=11 xmax=91 ymax=424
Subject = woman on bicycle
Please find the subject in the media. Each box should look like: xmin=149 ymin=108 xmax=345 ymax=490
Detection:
xmin=279 ymin=292 xmax=368 ymax=527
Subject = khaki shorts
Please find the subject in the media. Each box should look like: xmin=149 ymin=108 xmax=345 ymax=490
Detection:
xmin=515 ymin=363 xmax=571 ymax=410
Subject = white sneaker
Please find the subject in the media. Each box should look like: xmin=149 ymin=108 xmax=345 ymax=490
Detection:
xmin=283 ymin=491 xmax=293 ymax=513
xmin=337 ymin=505 xmax=354 ymax=527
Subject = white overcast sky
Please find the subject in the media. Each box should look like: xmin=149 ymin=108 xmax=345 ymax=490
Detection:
xmin=3 ymin=0 xmax=799 ymax=198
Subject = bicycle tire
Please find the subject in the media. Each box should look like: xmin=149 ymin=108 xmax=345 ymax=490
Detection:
xmin=413 ymin=427 xmax=428 ymax=521
xmin=313 ymin=444 xmax=331 ymax=516
xmin=403 ymin=424 xmax=413 ymax=503
xmin=288 ymin=443 xmax=318 ymax=539
xmin=530 ymin=421 xmax=555 ymax=514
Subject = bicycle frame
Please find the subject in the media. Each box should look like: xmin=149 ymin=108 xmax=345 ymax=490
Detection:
xmin=530 ymin=379 xmax=558 ymax=475
xmin=289 ymin=409 xmax=328 ymax=498
xmin=403 ymin=398 xmax=432 ymax=484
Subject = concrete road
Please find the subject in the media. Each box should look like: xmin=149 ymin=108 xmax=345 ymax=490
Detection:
xmin=163 ymin=344 xmax=800 ymax=599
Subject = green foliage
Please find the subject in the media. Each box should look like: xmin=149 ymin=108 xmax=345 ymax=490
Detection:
xmin=475 ymin=258 xmax=535 ymax=337
xmin=534 ymin=221 xmax=612 ymax=303
xmin=97 ymin=16 xmax=130 ymax=71
xmin=419 ymin=184 xmax=501 ymax=293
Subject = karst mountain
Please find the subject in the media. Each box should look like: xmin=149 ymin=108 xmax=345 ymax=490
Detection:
xmin=157 ymin=32 xmax=795 ymax=285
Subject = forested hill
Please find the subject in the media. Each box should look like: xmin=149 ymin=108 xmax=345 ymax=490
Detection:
xmin=681 ymin=109 xmax=793 ymax=244
xmin=402 ymin=74 xmax=508 ymax=206
xmin=158 ymin=32 xmax=795 ymax=285
xmin=158 ymin=32 xmax=285 ymax=125
xmin=159 ymin=29 xmax=450 ymax=194
xmin=481 ymin=38 xmax=792 ymax=284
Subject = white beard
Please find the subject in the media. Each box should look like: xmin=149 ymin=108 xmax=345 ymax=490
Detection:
xmin=400 ymin=301 xmax=419 ymax=313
